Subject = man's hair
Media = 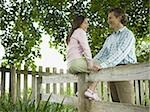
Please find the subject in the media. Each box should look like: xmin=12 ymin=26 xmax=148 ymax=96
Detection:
xmin=109 ymin=7 xmax=127 ymax=25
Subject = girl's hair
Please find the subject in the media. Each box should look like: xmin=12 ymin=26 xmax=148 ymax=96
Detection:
xmin=109 ymin=7 xmax=127 ymax=25
xmin=66 ymin=15 xmax=86 ymax=45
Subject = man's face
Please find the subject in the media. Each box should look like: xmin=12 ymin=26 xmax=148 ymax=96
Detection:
xmin=107 ymin=12 xmax=121 ymax=30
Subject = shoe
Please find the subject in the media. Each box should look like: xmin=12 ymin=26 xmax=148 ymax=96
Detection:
xmin=75 ymin=92 xmax=78 ymax=97
xmin=84 ymin=89 xmax=100 ymax=101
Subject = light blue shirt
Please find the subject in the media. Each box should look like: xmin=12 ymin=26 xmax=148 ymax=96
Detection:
xmin=94 ymin=26 xmax=137 ymax=68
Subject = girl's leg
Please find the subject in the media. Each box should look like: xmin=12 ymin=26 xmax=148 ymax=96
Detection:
xmin=88 ymin=82 xmax=98 ymax=92
xmin=84 ymin=81 xmax=100 ymax=101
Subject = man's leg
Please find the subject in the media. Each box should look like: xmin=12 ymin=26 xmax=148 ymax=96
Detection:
xmin=109 ymin=82 xmax=120 ymax=102
xmin=115 ymin=81 xmax=135 ymax=104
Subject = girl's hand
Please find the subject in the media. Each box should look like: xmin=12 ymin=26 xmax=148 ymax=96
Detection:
xmin=92 ymin=64 xmax=101 ymax=71
xmin=87 ymin=61 xmax=101 ymax=71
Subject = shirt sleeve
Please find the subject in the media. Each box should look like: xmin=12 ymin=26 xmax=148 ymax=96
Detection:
xmin=100 ymin=32 xmax=135 ymax=68
xmin=77 ymin=30 xmax=92 ymax=65
xmin=94 ymin=37 xmax=109 ymax=60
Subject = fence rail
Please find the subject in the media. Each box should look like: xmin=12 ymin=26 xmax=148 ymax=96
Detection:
xmin=0 ymin=63 xmax=150 ymax=112
xmin=86 ymin=63 xmax=150 ymax=81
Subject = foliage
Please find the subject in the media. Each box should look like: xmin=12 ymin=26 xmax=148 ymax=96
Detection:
xmin=0 ymin=94 xmax=77 ymax=112
xmin=0 ymin=0 xmax=42 ymax=68
xmin=0 ymin=0 xmax=149 ymax=68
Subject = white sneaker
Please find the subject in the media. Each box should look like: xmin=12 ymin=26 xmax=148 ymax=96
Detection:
xmin=75 ymin=92 xmax=78 ymax=97
xmin=84 ymin=89 xmax=100 ymax=101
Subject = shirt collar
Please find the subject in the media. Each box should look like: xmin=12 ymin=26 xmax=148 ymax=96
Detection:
xmin=114 ymin=26 xmax=126 ymax=34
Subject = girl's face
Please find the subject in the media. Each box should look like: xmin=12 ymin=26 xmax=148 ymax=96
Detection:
xmin=80 ymin=18 xmax=89 ymax=32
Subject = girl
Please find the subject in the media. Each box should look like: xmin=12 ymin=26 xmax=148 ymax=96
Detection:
xmin=66 ymin=15 xmax=100 ymax=101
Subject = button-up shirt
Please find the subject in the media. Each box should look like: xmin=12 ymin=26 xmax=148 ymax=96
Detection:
xmin=94 ymin=26 xmax=137 ymax=68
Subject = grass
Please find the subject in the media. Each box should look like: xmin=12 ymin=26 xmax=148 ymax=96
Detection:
xmin=0 ymin=94 xmax=77 ymax=112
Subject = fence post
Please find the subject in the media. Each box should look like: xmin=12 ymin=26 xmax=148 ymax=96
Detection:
xmin=46 ymin=67 xmax=50 ymax=93
xmin=23 ymin=65 xmax=28 ymax=101
xmin=31 ymin=71 xmax=36 ymax=100
xmin=35 ymin=66 xmax=42 ymax=105
xmin=78 ymin=73 xmax=91 ymax=112
xmin=60 ymin=69 xmax=64 ymax=95
xmin=17 ymin=67 xmax=21 ymax=98
xmin=53 ymin=67 xmax=57 ymax=94
xmin=145 ymin=80 xmax=150 ymax=105
xmin=1 ymin=66 xmax=5 ymax=96
xmin=10 ymin=65 xmax=17 ymax=103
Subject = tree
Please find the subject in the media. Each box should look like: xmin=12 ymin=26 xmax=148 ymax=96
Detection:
xmin=0 ymin=0 xmax=42 ymax=68
xmin=0 ymin=0 xmax=149 ymax=68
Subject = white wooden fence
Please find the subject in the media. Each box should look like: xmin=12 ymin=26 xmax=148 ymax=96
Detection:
xmin=39 ymin=63 xmax=150 ymax=112
xmin=0 ymin=63 xmax=150 ymax=112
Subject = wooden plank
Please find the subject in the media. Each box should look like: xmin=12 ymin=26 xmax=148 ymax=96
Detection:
xmin=42 ymin=74 xmax=78 ymax=83
xmin=108 ymin=84 xmax=112 ymax=102
xmin=16 ymin=69 xmax=52 ymax=76
xmin=86 ymin=63 xmax=150 ymax=82
xmin=1 ymin=68 xmax=5 ymax=95
xmin=23 ymin=66 xmax=28 ymax=101
xmin=41 ymin=93 xmax=78 ymax=107
xmin=17 ymin=67 xmax=21 ymax=98
xmin=46 ymin=67 xmax=50 ymax=93
xmin=78 ymin=74 xmax=90 ymax=112
xmin=10 ymin=65 xmax=17 ymax=103
xmin=31 ymin=72 xmax=36 ymax=99
xmin=52 ymin=68 xmax=57 ymax=94
xmin=67 ymin=83 xmax=71 ymax=95
xmin=103 ymin=81 xmax=108 ymax=101
xmin=97 ymin=82 xmax=102 ymax=101
xmin=59 ymin=69 xmax=64 ymax=95
xmin=89 ymin=101 xmax=150 ymax=112
xmin=35 ymin=66 xmax=42 ymax=104
xmin=0 ymin=67 xmax=10 ymax=72
xmin=135 ymin=80 xmax=140 ymax=105
xmin=145 ymin=80 xmax=150 ymax=105
xmin=140 ymin=80 xmax=145 ymax=105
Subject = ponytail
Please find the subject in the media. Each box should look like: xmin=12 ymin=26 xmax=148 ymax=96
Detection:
xmin=66 ymin=15 xmax=86 ymax=45
xmin=66 ymin=29 xmax=75 ymax=45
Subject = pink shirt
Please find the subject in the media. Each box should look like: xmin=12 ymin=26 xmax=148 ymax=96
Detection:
xmin=67 ymin=28 xmax=92 ymax=66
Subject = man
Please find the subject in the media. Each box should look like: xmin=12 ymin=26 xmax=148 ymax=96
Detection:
xmin=94 ymin=7 xmax=137 ymax=104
